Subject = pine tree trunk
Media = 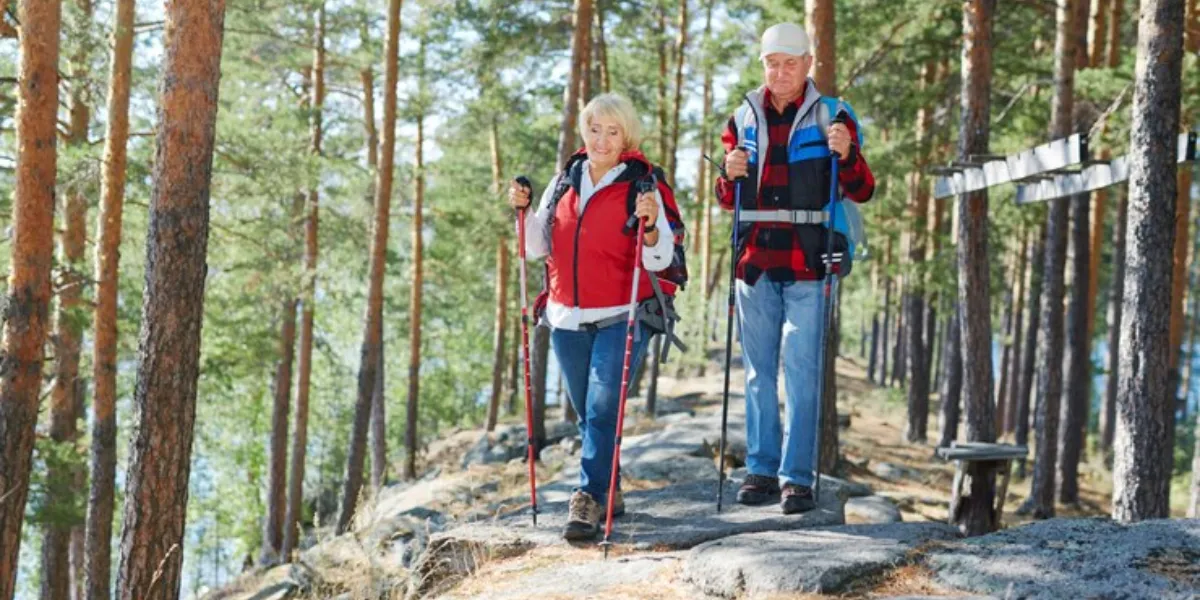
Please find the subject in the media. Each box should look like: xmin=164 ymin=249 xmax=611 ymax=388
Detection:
xmin=892 ymin=307 xmax=906 ymax=387
xmin=338 ymin=0 xmax=402 ymax=532
xmin=1090 ymin=0 xmax=1110 ymax=67
xmin=557 ymin=0 xmax=592 ymax=170
xmin=1087 ymin=151 xmax=1110 ymax=344
xmin=1168 ymin=167 xmax=1193 ymax=405
xmin=1074 ymin=0 xmax=1092 ymax=68
xmin=1100 ymin=190 xmax=1127 ymax=462
xmin=595 ymin=0 xmax=610 ymax=93
xmin=904 ymin=61 xmax=936 ymax=444
xmin=404 ymin=70 xmax=426 ymax=483
xmin=995 ymin=262 xmax=1014 ymax=436
xmin=868 ymin=263 xmax=881 ymax=383
xmin=1026 ymin=0 xmax=1078 ymax=520
xmin=1059 ymin=188 xmax=1092 ymax=505
xmin=1004 ymin=229 xmax=1029 ymax=437
xmin=487 ymin=240 xmax=510 ymax=431
xmin=667 ymin=0 xmax=687 ymax=185
xmin=1106 ymin=0 xmax=1123 ymax=67
xmin=284 ymin=9 xmax=328 ymax=556
xmin=646 ymin=337 xmax=663 ymax=416
xmin=938 ymin=305 xmax=963 ymax=448
xmin=0 ymin=0 xmax=60 ymax=592
xmin=953 ymin=0 xmax=999 ymax=537
xmin=1113 ymin=0 xmax=1185 ymax=522
xmin=1016 ymin=230 xmax=1045 ymax=478
xmin=1187 ymin=0 xmax=1199 ymax=51
xmin=86 ymin=0 xmax=134 ymax=589
xmin=71 ymin=525 xmax=85 ymax=600
xmin=656 ymin=2 xmax=669 ymax=164
xmin=532 ymin=324 xmax=551 ymax=454
xmin=371 ymin=321 xmax=387 ymax=490
xmin=261 ymin=300 xmax=296 ymax=565
xmin=697 ymin=0 xmax=715 ymax=361
xmin=805 ymin=0 xmax=836 ymax=95
xmin=44 ymin=15 xmax=90 ymax=595
xmin=508 ymin=309 xmax=520 ymax=416
xmin=881 ymin=242 xmax=893 ymax=386
xmin=115 ymin=0 xmax=226 ymax=592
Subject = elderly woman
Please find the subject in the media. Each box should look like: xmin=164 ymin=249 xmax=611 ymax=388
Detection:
xmin=509 ymin=93 xmax=677 ymax=541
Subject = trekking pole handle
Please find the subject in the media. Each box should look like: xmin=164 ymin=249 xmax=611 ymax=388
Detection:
xmin=514 ymin=175 xmax=534 ymax=211
xmin=623 ymin=177 xmax=658 ymax=236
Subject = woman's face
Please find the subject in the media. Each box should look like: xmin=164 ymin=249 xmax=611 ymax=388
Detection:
xmin=584 ymin=114 xmax=627 ymax=170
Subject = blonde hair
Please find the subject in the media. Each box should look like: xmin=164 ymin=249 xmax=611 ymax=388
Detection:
xmin=578 ymin=93 xmax=643 ymax=151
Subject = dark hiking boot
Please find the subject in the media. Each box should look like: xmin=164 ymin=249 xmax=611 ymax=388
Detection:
xmin=563 ymin=491 xmax=602 ymax=541
xmin=736 ymin=474 xmax=780 ymax=505
xmin=781 ymin=483 xmax=816 ymax=514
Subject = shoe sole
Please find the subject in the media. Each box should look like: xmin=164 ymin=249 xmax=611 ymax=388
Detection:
xmin=562 ymin=524 xmax=600 ymax=541
xmin=736 ymin=490 xmax=779 ymax=505
xmin=781 ymin=501 xmax=817 ymax=515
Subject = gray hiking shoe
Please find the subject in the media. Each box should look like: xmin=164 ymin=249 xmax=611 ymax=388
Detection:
xmin=563 ymin=490 xmax=602 ymax=541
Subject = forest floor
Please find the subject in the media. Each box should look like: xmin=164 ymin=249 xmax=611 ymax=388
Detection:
xmin=210 ymin=347 xmax=1194 ymax=600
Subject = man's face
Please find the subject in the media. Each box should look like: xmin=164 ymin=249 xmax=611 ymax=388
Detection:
xmin=762 ymin=52 xmax=811 ymax=102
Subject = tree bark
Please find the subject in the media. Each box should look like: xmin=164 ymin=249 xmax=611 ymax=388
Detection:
xmin=646 ymin=337 xmax=663 ymax=416
xmin=1058 ymin=190 xmax=1091 ymax=506
xmin=1027 ymin=0 xmax=1079 ymax=520
xmin=86 ymin=0 xmax=134 ymax=590
xmin=261 ymin=300 xmax=296 ymax=566
xmin=697 ymin=0 xmax=715 ymax=358
xmin=1187 ymin=0 xmax=1199 ymax=51
xmin=1004 ymin=228 xmax=1029 ymax=437
xmin=1168 ymin=167 xmax=1193 ymax=404
xmin=0 ymin=0 xmax=60 ymax=593
xmin=656 ymin=1 xmax=669 ymax=164
xmin=1090 ymin=0 xmax=1110 ymax=67
xmin=953 ymin=0 xmax=999 ymax=537
xmin=1016 ymin=228 xmax=1046 ymax=478
xmin=338 ymin=0 xmax=403 ymax=533
xmin=1100 ymin=190 xmax=1128 ymax=464
xmin=557 ymin=0 xmax=592 ymax=170
xmin=403 ymin=43 xmax=427 ymax=484
xmin=595 ymin=0 xmax=610 ymax=93
xmin=806 ymin=0 xmax=836 ymax=95
xmin=1106 ymin=0 xmax=1123 ymax=67
xmin=45 ymin=10 xmax=91 ymax=594
xmin=487 ymin=240 xmax=510 ymax=431
xmin=938 ymin=305 xmax=963 ymax=448
xmin=1086 ymin=151 xmax=1111 ymax=345
xmin=667 ymin=0 xmax=687 ymax=186
xmin=371 ymin=320 xmax=387 ymax=490
xmin=904 ymin=61 xmax=937 ymax=443
xmin=115 ymin=0 xmax=226 ymax=593
xmin=1112 ymin=0 xmax=1184 ymax=523
xmin=995 ymin=250 xmax=1015 ymax=436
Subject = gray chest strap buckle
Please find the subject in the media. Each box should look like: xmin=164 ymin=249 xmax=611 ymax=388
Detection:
xmin=739 ymin=209 xmax=828 ymax=225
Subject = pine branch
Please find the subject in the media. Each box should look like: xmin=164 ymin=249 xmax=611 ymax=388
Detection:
xmin=841 ymin=18 xmax=914 ymax=94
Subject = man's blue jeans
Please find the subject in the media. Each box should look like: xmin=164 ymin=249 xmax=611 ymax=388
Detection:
xmin=737 ymin=277 xmax=825 ymax=487
xmin=551 ymin=322 xmax=650 ymax=503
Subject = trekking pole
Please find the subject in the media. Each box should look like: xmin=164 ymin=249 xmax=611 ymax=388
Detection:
xmin=600 ymin=178 xmax=655 ymax=559
xmin=812 ymin=116 xmax=847 ymax=504
xmin=514 ymin=176 xmax=539 ymax=527
xmin=715 ymin=149 xmax=745 ymax=513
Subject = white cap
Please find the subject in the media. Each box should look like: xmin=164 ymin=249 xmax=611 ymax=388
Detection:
xmin=759 ymin=23 xmax=811 ymax=59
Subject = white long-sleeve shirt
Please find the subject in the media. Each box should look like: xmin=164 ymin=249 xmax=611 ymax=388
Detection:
xmin=522 ymin=162 xmax=674 ymax=331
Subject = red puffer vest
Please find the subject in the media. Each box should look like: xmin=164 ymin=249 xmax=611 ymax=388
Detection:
xmin=546 ymin=151 xmax=669 ymax=309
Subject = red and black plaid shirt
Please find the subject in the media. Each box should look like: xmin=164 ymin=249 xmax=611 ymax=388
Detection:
xmin=716 ymin=86 xmax=875 ymax=283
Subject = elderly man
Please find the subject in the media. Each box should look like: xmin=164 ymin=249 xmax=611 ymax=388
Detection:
xmin=717 ymin=22 xmax=875 ymax=514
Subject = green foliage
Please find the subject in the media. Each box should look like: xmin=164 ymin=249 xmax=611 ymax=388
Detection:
xmin=2 ymin=0 xmax=1197 ymax=593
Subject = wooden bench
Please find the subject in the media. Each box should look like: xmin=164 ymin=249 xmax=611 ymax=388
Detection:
xmin=935 ymin=442 xmax=1028 ymax=529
